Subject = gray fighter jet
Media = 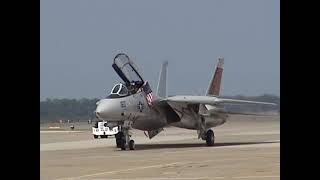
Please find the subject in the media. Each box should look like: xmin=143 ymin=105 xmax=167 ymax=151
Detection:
xmin=95 ymin=53 xmax=276 ymax=150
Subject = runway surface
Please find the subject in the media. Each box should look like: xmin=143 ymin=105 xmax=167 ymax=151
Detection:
xmin=40 ymin=115 xmax=280 ymax=180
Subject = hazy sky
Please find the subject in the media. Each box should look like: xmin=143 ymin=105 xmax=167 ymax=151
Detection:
xmin=40 ymin=0 xmax=279 ymax=100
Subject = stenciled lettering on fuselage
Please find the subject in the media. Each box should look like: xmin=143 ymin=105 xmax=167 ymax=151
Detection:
xmin=120 ymin=100 xmax=127 ymax=109
xmin=137 ymin=101 xmax=144 ymax=112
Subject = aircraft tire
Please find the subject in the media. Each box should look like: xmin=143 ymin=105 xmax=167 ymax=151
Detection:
xmin=117 ymin=132 xmax=124 ymax=138
xmin=116 ymin=139 xmax=121 ymax=148
xmin=206 ymin=129 xmax=215 ymax=146
xmin=129 ymin=140 xmax=135 ymax=150
xmin=93 ymin=135 xmax=98 ymax=139
xmin=115 ymin=132 xmax=123 ymax=148
xmin=120 ymin=140 xmax=126 ymax=150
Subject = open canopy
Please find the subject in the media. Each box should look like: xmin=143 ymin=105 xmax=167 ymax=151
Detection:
xmin=112 ymin=53 xmax=145 ymax=91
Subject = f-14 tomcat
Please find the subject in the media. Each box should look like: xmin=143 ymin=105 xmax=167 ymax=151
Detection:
xmin=95 ymin=53 xmax=275 ymax=150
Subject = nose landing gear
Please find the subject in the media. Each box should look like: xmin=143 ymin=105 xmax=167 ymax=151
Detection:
xmin=116 ymin=127 xmax=135 ymax=150
xmin=129 ymin=140 xmax=135 ymax=150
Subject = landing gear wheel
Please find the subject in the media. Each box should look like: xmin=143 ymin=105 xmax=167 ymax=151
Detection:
xmin=93 ymin=135 xmax=98 ymax=139
xmin=129 ymin=140 xmax=135 ymax=150
xmin=120 ymin=139 xmax=126 ymax=150
xmin=206 ymin=129 xmax=215 ymax=146
xmin=116 ymin=138 xmax=121 ymax=148
xmin=115 ymin=132 xmax=123 ymax=148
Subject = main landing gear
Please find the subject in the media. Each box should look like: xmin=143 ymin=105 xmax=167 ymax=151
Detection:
xmin=205 ymin=129 xmax=215 ymax=146
xmin=200 ymin=129 xmax=215 ymax=146
xmin=115 ymin=129 xmax=135 ymax=150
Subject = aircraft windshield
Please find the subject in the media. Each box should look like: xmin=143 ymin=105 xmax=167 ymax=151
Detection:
xmin=111 ymin=84 xmax=121 ymax=94
xmin=112 ymin=53 xmax=144 ymax=90
xmin=108 ymin=83 xmax=129 ymax=98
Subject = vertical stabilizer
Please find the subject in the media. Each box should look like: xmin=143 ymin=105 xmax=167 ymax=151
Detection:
xmin=206 ymin=57 xmax=224 ymax=96
xmin=200 ymin=57 xmax=224 ymax=114
xmin=156 ymin=61 xmax=168 ymax=98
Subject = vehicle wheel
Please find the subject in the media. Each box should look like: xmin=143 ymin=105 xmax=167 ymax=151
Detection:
xmin=129 ymin=140 xmax=135 ymax=150
xmin=206 ymin=129 xmax=215 ymax=146
xmin=93 ymin=135 xmax=98 ymax=139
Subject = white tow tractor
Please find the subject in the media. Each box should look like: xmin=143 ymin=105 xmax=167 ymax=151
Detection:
xmin=92 ymin=121 xmax=119 ymax=139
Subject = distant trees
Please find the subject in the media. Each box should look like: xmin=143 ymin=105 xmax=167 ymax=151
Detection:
xmin=40 ymin=98 xmax=99 ymax=123
xmin=40 ymin=95 xmax=280 ymax=123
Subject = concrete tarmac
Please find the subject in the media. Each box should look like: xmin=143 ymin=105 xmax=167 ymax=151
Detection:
xmin=40 ymin=115 xmax=280 ymax=180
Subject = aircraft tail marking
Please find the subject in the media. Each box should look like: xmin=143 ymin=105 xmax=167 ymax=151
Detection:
xmin=206 ymin=57 xmax=224 ymax=96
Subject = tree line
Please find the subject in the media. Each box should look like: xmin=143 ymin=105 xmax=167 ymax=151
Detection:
xmin=40 ymin=98 xmax=99 ymax=123
xmin=40 ymin=94 xmax=279 ymax=123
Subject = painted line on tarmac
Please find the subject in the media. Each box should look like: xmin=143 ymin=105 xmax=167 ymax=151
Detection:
xmin=164 ymin=139 xmax=280 ymax=154
xmin=55 ymin=161 xmax=194 ymax=180
xmin=40 ymin=131 xmax=84 ymax=133
xmin=232 ymin=175 xmax=280 ymax=179
xmin=107 ymin=177 xmax=209 ymax=180
xmin=55 ymin=158 xmax=256 ymax=180
xmin=93 ymin=175 xmax=280 ymax=180
xmin=229 ymin=131 xmax=280 ymax=136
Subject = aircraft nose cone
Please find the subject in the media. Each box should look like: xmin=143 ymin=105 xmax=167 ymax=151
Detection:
xmin=95 ymin=99 xmax=123 ymax=120
xmin=95 ymin=104 xmax=106 ymax=119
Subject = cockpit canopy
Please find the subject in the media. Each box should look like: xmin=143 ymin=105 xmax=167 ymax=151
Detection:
xmin=107 ymin=83 xmax=129 ymax=98
xmin=112 ymin=53 xmax=144 ymax=93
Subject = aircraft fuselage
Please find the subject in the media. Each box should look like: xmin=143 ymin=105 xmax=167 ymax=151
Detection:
xmin=95 ymin=91 xmax=227 ymax=131
xmin=96 ymin=91 xmax=167 ymax=131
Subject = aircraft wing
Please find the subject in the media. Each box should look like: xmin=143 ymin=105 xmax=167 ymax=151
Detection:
xmin=163 ymin=95 xmax=276 ymax=106
xmin=159 ymin=95 xmax=277 ymax=117
xmin=212 ymin=98 xmax=277 ymax=106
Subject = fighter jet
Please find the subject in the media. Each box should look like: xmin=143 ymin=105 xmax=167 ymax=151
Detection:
xmin=95 ymin=53 xmax=276 ymax=150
